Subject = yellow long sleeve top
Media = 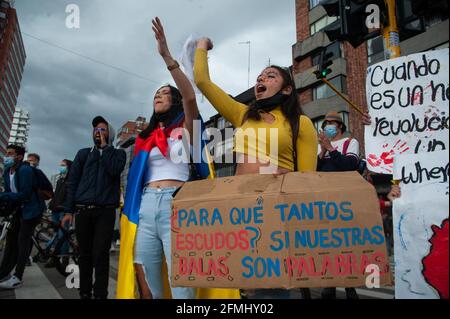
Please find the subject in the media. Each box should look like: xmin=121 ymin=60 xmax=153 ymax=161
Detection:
xmin=194 ymin=48 xmax=318 ymax=172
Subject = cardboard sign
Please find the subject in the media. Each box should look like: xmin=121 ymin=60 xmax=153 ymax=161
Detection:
xmin=171 ymin=172 xmax=391 ymax=289
xmin=393 ymin=150 xmax=449 ymax=299
xmin=365 ymin=49 xmax=449 ymax=174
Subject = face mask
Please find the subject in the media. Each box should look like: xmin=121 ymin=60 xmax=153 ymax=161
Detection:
xmin=255 ymin=92 xmax=289 ymax=112
xmin=4 ymin=157 xmax=15 ymax=167
xmin=59 ymin=166 xmax=68 ymax=175
xmin=154 ymin=104 xmax=183 ymax=126
xmin=324 ymin=125 xmax=338 ymax=139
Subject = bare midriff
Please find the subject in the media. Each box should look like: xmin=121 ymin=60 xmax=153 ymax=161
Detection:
xmin=235 ymin=153 xmax=292 ymax=176
xmin=147 ymin=180 xmax=185 ymax=189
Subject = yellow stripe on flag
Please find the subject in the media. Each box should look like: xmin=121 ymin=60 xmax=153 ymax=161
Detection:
xmin=116 ymin=215 xmax=138 ymax=299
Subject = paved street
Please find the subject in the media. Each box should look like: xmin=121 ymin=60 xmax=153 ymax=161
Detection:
xmin=0 ymin=248 xmax=119 ymax=300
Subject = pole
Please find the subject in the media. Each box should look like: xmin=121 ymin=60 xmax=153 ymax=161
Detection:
xmin=383 ymin=0 xmax=401 ymax=60
xmin=247 ymin=42 xmax=251 ymax=88
xmin=320 ymin=77 xmax=365 ymax=116
xmin=239 ymin=41 xmax=251 ymax=88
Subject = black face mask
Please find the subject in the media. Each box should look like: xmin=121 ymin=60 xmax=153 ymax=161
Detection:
xmin=154 ymin=104 xmax=183 ymax=127
xmin=254 ymin=91 xmax=289 ymax=113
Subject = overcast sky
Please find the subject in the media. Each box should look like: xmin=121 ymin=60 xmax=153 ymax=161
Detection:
xmin=14 ymin=0 xmax=296 ymax=176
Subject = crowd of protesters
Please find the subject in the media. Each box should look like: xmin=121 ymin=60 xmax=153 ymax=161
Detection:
xmin=0 ymin=17 xmax=401 ymax=300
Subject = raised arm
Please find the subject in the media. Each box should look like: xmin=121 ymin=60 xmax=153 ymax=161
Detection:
xmin=152 ymin=17 xmax=198 ymax=138
xmin=194 ymin=39 xmax=247 ymax=128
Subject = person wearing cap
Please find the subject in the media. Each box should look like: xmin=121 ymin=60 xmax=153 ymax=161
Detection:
xmin=317 ymin=111 xmax=361 ymax=173
xmin=317 ymin=111 xmax=360 ymax=299
xmin=62 ymin=115 xmax=126 ymax=299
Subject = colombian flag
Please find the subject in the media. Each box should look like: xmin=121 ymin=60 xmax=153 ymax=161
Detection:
xmin=116 ymin=114 xmax=240 ymax=299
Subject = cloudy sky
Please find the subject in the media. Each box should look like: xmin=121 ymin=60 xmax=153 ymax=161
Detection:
xmin=14 ymin=0 xmax=296 ymax=176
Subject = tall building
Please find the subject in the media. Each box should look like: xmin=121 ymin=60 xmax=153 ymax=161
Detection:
xmin=116 ymin=116 xmax=147 ymax=148
xmin=293 ymin=0 xmax=449 ymax=158
xmin=116 ymin=117 xmax=148 ymax=193
xmin=8 ymin=107 xmax=29 ymax=147
xmin=0 ymin=0 xmax=26 ymax=175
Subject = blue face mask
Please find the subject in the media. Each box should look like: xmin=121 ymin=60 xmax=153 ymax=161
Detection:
xmin=4 ymin=156 xmax=15 ymax=167
xmin=59 ymin=166 xmax=68 ymax=175
xmin=324 ymin=125 xmax=338 ymax=139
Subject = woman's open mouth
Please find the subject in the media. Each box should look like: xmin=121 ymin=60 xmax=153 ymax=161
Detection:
xmin=256 ymin=84 xmax=267 ymax=94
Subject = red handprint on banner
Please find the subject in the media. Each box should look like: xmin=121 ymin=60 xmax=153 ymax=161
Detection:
xmin=368 ymin=140 xmax=410 ymax=172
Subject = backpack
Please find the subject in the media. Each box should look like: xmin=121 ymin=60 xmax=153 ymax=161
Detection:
xmin=342 ymin=138 xmax=367 ymax=175
xmin=14 ymin=165 xmax=54 ymax=201
xmin=32 ymin=168 xmax=54 ymax=201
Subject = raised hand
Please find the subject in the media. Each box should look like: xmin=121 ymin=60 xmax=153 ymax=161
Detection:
xmin=100 ymin=130 xmax=107 ymax=148
xmin=196 ymin=37 xmax=214 ymax=51
xmin=362 ymin=112 xmax=372 ymax=125
xmin=152 ymin=17 xmax=171 ymax=59
xmin=318 ymin=131 xmax=334 ymax=153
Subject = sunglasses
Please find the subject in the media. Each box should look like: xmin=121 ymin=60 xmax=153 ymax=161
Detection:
xmin=94 ymin=128 xmax=107 ymax=133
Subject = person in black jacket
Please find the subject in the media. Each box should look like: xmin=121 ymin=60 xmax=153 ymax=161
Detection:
xmin=45 ymin=159 xmax=73 ymax=268
xmin=62 ymin=116 xmax=126 ymax=299
xmin=0 ymin=145 xmax=45 ymax=289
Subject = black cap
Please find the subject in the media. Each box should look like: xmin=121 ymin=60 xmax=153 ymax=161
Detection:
xmin=92 ymin=116 xmax=108 ymax=128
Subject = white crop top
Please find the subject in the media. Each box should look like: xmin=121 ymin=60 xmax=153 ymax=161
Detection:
xmin=144 ymin=137 xmax=190 ymax=184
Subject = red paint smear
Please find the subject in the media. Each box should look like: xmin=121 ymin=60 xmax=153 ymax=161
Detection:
xmin=400 ymin=148 xmax=411 ymax=154
xmin=422 ymin=219 xmax=449 ymax=299
xmin=412 ymin=84 xmax=432 ymax=105
xmin=380 ymin=151 xmax=394 ymax=165
xmin=368 ymin=154 xmax=381 ymax=167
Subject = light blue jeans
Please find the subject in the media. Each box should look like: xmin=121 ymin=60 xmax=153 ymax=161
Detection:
xmin=134 ymin=187 xmax=195 ymax=299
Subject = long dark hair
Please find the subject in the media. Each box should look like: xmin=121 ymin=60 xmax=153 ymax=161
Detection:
xmin=244 ymin=65 xmax=304 ymax=171
xmin=140 ymin=85 xmax=184 ymax=139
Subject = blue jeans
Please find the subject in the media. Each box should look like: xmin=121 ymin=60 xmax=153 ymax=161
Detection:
xmin=134 ymin=187 xmax=195 ymax=299
xmin=46 ymin=212 xmax=69 ymax=255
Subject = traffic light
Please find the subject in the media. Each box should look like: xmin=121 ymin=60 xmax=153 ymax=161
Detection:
xmin=397 ymin=0 xmax=426 ymax=41
xmin=411 ymin=0 xmax=449 ymax=19
xmin=320 ymin=0 xmax=344 ymax=44
xmin=314 ymin=47 xmax=334 ymax=79
xmin=320 ymin=0 xmax=386 ymax=48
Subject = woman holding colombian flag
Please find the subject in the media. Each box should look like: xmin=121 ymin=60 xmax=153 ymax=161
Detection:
xmin=116 ymin=18 xmax=240 ymax=299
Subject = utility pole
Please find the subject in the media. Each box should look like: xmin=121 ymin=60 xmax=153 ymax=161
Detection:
xmin=383 ymin=0 xmax=401 ymax=60
xmin=239 ymin=41 xmax=251 ymax=89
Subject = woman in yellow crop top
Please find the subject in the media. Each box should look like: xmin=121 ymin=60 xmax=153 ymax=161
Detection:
xmin=195 ymin=38 xmax=317 ymax=299
xmin=194 ymin=38 xmax=318 ymax=176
